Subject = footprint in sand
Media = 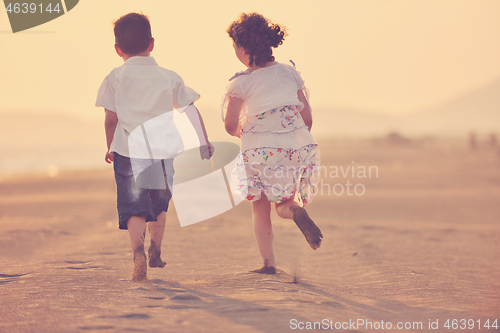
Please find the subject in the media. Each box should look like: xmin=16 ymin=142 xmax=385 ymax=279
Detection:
xmin=63 ymin=261 xmax=108 ymax=271
xmin=144 ymin=296 xmax=165 ymax=300
xmin=142 ymin=305 xmax=162 ymax=308
xmin=0 ymin=273 xmax=29 ymax=278
xmin=130 ymin=287 xmax=151 ymax=292
xmin=78 ymin=325 xmax=115 ymax=331
xmin=96 ymin=313 xmax=151 ymax=320
xmin=321 ymin=301 xmax=345 ymax=309
xmin=164 ymin=305 xmax=196 ymax=310
xmin=170 ymin=294 xmax=202 ymax=301
xmin=215 ymin=304 xmax=270 ymax=313
xmin=118 ymin=313 xmax=151 ymax=319
xmin=0 ymin=273 xmax=29 ymax=284
xmin=155 ymin=287 xmax=186 ymax=293
xmin=64 ymin=260 xmax=90 ymax=270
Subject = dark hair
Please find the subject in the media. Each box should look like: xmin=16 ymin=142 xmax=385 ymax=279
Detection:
xmin=113 ymin=13 xmax=152 ymax=55
xmin=227 ymin=13 xmax=286 ymax=67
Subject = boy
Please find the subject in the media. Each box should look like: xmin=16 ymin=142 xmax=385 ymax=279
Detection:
xmin=96 ymin=13 xmax=213 ymax=281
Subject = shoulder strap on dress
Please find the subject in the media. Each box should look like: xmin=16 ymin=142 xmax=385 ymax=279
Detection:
xmin=229 ymin=71 xmax=251 ymax=81
xmin=289 ymin=60 xmax=296 ymax=69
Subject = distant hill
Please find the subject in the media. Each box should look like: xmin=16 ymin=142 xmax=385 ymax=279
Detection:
xmin=313 ymin=77 xmax=500 ymax=138
xmin=398 ymin=77 xmax=500 ymax=135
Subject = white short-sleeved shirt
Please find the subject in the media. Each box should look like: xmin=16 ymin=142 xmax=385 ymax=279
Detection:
xmin=223 ymin=62 xmax=306 ymax=119
xmin=96 ymin=56 xmax=199 ymax=159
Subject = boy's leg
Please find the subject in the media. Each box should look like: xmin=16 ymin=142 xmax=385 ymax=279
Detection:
xmin=251 ymin=193 xmax=276 ymax=273
xmin=148 ymin=211 xmax=166 ymax=268
xmin=127 ymin=216 xmax=147 ymax=281
xmin=147 ymin=158 xmax=173 ymax=268
xmin=275 ymin=197 xmax=323 ymax=250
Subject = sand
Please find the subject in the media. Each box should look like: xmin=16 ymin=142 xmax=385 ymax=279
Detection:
xmin=0 ymin=139 xmax=499 ymax=333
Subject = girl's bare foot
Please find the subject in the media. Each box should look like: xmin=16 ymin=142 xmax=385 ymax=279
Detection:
xmin=292 ymin=207 xmax=323 ymax=250
xmin=251 ymin=266 xmax=277 ymax=274
xmin=132 ymin=248 xmax=147 ymax=281
xmin=148 ymin=242 xmax=166 ymax=268
xmin=251 ymin=259 xmax=276 ymax=274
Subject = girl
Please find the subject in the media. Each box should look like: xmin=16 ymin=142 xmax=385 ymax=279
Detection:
xmin=223 ymin=13 xmax=323 ymax=274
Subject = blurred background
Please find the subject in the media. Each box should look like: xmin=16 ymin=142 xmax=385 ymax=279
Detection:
xmin=1 ymin=0 xmax=499 ymax=176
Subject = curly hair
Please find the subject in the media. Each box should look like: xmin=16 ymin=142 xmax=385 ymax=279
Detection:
xmin=227 ymin=13 xmax=287 ymax=67
xmin=114 ymin=13 xmax=152 ymax=55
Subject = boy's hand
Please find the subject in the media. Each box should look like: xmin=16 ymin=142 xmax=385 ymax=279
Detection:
xmin=105 ymin=151 xmax=114 ymax=163
xmin=199 ymin=142 xmax=215 ymax=160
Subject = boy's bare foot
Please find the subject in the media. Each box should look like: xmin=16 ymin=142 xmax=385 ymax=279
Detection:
xmin=132 ymin=249 xmax=147 ymax=281
xmin=292 ymin=207 xmax=323 ymax=250
xmin=251 ymin=266 xmax=277 ymax=274
xmin=148 ymin=243 xmax=166 ymax=268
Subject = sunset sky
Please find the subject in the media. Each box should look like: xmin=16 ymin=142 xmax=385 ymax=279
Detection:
xmin=1 ymin=0 xmax=500 ymax=121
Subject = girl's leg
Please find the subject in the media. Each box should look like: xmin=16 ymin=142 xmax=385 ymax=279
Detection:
xmin=148 ymin=211 xmax=166 ymax=268
xmin=127 ymin=216 xmax=147 ymax=281
xmin=275 ymin=197 xmax=323 ymax=250
xmin=251 ymin=193 xmax=276 ymax=273
xmin=275 ymin=197 xmax=300 ymax=220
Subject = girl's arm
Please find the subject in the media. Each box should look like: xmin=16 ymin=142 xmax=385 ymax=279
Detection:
xmin=298 ymin=90 xmax=312 ymax=131
xmin=225 ymin=96 xmax=244 ymax=138
xmin=104 ymin=109 xmax=118 ymax=163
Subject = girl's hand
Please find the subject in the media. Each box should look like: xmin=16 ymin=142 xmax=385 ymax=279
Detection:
xmin=105 ymin=151 xmax=113 ymax=163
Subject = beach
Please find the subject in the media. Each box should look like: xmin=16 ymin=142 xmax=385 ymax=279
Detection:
xmin=0 ymin=139 xmax=499 ymax=333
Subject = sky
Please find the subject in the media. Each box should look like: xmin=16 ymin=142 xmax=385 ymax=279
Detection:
xmin=1 ymin=0 xmax=500 ymax=121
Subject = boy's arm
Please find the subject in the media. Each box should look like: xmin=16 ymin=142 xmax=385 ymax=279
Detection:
xmin=224 ymin=96 xmax=243 ymax=138
xmin=104 ymin=109 xmax=118 ymax=163
xmin=184 ymin=103 xmax=214 ymax=160
xmin=298 ymin=90 xmax=312 ymax=131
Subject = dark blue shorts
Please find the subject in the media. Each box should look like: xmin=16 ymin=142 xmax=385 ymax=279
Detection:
xmin=113 ymin=153 xmax=174 ymax=230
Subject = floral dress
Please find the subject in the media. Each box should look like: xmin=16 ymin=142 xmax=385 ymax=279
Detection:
xmin=223 ymin=62 xmax=320 ymax=205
